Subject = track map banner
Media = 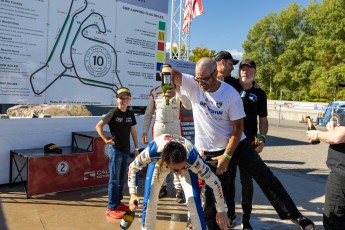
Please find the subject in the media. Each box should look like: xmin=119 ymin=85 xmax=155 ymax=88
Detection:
xmin=0 ymin=0 xmax=168 ymax=105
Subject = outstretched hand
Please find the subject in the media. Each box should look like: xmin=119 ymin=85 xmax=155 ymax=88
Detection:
xmin=211 ymin=155 xmax=230 ymax=175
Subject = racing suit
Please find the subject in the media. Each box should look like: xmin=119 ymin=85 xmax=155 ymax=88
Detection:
xmin=142 ymin=85 xmax=192 ymax=138
xmin=142 ymin=85 xmax=192 ymax=189
xmin=128 ymin=134 xmax=227 ymax=230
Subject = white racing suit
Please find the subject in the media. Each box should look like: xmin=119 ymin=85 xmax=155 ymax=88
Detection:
xmin=128 ymin=134 xmax=227 ymax=230
xmin=142 ymin=85 xmax=192 ymax=189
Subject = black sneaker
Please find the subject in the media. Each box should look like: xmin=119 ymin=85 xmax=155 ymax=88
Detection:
xmin=292 ymin=216 xmax=315 ymax=230
xmin=176 ymin=189 xmax=185 ymax=203
xmin=241 ymin=219 xmax=253 ymax=230
xmin=228 ymin=217 xmax=236 ymax=229
xmin=158 ymin=185 xmax=167 ymax=199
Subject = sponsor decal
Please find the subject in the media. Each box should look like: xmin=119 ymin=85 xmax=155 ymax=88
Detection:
xmin=197 ymin=164 xmax=205 ymax=174
xmin=135 ymin=159 xmax=143 ymax=167
xmin=83 ymin=169 xmax=109 ymax=180
xmin=207 ymin=105 xmax=223 ymax=115
xmin=163 ymin=134 xmax=185 ymax=143
xmin=216 ymin=101 xmax=222 ymax=108
xmin=84 ymin=171 xmax=96 ymax=180
xmin=200 ymin=101 xmax=207 ymax=107
xmin=115 ymin=117 xmax=123 ymax=122
xmin=128 ymin=168 xmax=132 ymax=182
xmin=200 ymin=167 xmax=209 ymax=177
xmin=214 ymin=181 xmax=223 ymax=199
xmin=194 ymin=161 xmax=200 ymax=170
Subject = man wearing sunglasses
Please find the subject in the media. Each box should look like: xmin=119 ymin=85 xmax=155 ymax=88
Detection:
xmin=161 ymin=58 xmax=315 ymax=230
xmin=127 ymin=134 xmax=228 ymax=230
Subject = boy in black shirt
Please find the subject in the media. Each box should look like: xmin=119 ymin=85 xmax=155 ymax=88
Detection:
xmin=96 ymin=87 xmax=139 ymax=219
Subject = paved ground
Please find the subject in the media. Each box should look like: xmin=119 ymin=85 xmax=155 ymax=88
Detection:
xmin=0 ymin=118 xmax=329 ymax=229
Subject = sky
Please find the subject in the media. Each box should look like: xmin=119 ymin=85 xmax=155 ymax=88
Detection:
xmin=174 ymin=0 xmax=321 ymax=60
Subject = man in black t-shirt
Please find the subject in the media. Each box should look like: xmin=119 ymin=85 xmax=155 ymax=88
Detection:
xmin=215 ymin=54 xmax=268 ymax=229
xmin=225 ymin=59 xmax=268 ymax=144
xmin=96 ymin=87 xmax=139 ymax=219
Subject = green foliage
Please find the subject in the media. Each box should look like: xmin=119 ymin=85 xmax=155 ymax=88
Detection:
xmin=169 ymin=45 xmax=188 ymax=59
xmin=168 ymin=46 xmax=215 ymax=63
xmin=242 ymin=0 xmax=345 ymax=102
xmin=189 ymin=47 xmax=216 ymax=62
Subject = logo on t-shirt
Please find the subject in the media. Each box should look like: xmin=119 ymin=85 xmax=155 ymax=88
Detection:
xmin=200 ymin=101 xmax=207 ymax=107
xmin=216 ymin=101 xmax=223 ymax=108
xmin=115 ymin=117 xmax=123 ymax=122
xmin=248 ymin=93 xmax=258 ymax=102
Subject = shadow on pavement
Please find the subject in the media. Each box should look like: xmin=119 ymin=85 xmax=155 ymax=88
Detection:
xmin=266 ymin=136 xmax=308 ymax=147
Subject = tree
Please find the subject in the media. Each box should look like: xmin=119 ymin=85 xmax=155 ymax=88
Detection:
xmin=189 ymin=47 xmax=216 ymax=62
xmin=242 ymin=0 xmax=345 ymax=101
xmin=168 ymin=45 xmax=188 ymax=60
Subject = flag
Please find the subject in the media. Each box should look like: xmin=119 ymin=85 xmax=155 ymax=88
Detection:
xmin=183 ymin=0 xmax=204 ymax=33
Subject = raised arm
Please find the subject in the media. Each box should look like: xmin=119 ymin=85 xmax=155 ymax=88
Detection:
xmin=176 ymin=85 xmax=192 ymax=110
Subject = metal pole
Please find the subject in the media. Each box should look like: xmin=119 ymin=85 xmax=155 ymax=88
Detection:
xmin=169 ymin=0 xmax=175 ymax=59
xmin=277 ymin=104 xmax=281 ymax=127
xmin=178 ymin=0 xmax=184 ymax=59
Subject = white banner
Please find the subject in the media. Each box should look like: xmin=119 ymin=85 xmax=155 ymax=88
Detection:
xmin=0 ymin=0 xmax=168 ymax=106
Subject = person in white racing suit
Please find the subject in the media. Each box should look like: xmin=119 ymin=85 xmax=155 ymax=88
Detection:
xmin=142 ymin=84 xmax=192 ymax=140
xmin=142 ymin=83 xmax=192 ymax=203
xmin=128 ymin=134 xmax=228 ymax=230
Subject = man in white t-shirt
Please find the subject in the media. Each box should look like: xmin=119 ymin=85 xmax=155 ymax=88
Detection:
xmin=161 ymin=58 xmax=315 ymax=230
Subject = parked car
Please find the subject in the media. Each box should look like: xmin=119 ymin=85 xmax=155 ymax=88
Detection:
xmin=321 ymin=101 xmax=345 ymax=125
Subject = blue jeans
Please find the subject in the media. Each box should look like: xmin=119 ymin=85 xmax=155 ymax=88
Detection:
xmin=107 ymin=145 xmax=128 ymax=210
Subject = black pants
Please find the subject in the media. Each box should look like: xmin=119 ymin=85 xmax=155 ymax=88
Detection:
xmin=204 ymin=138 xmax=302 ymax=230
xmin=323 ymin=171 xmax=345 ymax=230
xmin=226 ymin=164 xmax=254 ymax=221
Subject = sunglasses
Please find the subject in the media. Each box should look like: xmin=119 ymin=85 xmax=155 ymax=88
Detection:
xmin=193 ymin=69 xmax=216 ymax=84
